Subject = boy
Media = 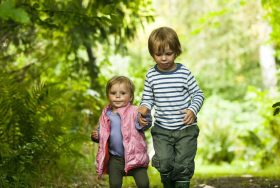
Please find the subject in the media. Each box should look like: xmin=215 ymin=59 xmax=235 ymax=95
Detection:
xmin=138 ymin=27 xmax=204 ymax=188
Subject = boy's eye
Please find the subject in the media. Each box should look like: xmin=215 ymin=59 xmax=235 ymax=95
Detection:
xmin=155 ymin=52 xmax=174 ymax=56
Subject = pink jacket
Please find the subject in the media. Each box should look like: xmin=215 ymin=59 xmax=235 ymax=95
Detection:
xmin=95 ymin=103 xmax=149 ymax=177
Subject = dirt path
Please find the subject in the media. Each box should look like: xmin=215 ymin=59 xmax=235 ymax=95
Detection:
xmin=193 ymin=177 xmax=280 ymax=188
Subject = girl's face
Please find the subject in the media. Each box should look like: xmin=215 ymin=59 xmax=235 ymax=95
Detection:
xmin=153 ymin=46 xmax=176 ymax=72
xmin=108 ymin=83 xmax=132 ymax=112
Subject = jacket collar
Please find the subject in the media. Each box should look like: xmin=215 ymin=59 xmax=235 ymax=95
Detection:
xmin=105 ymin=103 xmax=132 ymax=117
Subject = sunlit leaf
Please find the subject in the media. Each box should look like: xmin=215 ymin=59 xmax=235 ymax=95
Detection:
xmin=0 ymin=0 xmax=30 ymax=23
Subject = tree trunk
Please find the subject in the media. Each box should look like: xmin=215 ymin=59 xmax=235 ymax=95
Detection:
xmin=84 ymin=43 xmax=100 ymax=89
xmin=258 ymin=22 xmax=278 ymax=97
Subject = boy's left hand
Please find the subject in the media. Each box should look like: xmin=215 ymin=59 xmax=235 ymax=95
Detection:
xmin=182 ymin=109 xmax=195 ymax=125
xmin=138 ymin=114 xmax=148 ymax=127
xmin=138 ymin=106 xmax=150 ymax=127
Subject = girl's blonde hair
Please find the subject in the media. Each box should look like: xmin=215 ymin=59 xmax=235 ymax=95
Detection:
xmin=148 ymin=27 xmax=182 ymax=57
xmin=106 ymin=76 xmax=135 ymax=103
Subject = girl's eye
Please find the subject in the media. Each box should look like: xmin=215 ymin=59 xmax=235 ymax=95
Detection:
xmin=110 ymin=92 xmax=116 ymax=95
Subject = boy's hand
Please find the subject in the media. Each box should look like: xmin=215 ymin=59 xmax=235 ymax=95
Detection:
xmin=138 ymin=106 xmax=150 ymax=127
xmin=91 ymin=130 xmax=99 ymax=142
xmin=182 ymin=109 xmax=195 ymax=125
xmin=138 ymin=105 xmax=149 ymax=116
xmin=139 ymin=114 xmax=148 ymax=127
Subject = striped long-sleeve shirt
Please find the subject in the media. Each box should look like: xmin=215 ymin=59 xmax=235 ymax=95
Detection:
xmin=140 ymin=63 xmax=204 ymax=130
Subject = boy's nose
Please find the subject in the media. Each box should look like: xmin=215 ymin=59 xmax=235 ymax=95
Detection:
xmin=161 ymin=54 xmax=167 ymax=60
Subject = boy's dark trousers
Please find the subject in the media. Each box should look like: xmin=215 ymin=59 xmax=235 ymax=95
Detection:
xmin=108 ymin=154 xmax=150 ymax=188
xmin=151 ymin=125 xmax=199 ymax=188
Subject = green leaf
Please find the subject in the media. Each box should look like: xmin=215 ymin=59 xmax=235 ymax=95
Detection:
xmin=0 ymin=0 xmax=30 ymax=23
xmin=0 ymin=0 xmax=14 ymax=18
xmin=11 ymin=8 xmax=30 ymax=23
xmin=101 ymin=4 xmax=115 ymax=15
xmin=272 ymin=102 xmax=280 ymax=108
xmin=273 ymin=107 xmax=280 ymax=116
xmin=32 ymin=3 xmax=40 ymax=9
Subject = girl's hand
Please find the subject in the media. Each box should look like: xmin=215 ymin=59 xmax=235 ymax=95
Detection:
xmin=182 ymin=109 xmax=195 ymax=125
xmin=91 ymin=130 xmax=99 ymax=142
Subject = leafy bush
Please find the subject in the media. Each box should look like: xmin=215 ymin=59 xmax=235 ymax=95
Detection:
xmin=0 ymin=72 xmax=93 ymax=187
xmin=244 ymin=87 xmax=280 ymax=167
xmin=198 ymin=95 xmax=238 ymax=164
xmin=198 ymin=88 xmax=280 ymax=167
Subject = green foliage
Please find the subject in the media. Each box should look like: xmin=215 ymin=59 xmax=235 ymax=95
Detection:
xmin=160 ymin=0 xmax=263 ymax=100
xmin=272 ymin=101 xmax=280 ymax=116
xmin=0 ymin=1 xmax=155 ymax=186
xmin=202 ymin=124 xmax=235 ymax=164
xmin=0 ymin=0 xmax=30 ymax=23
xmin=240 ymin=87 xmax=280 ymax=168
xmin=0 ymin=72 xmax=94 ymax=187
xmin=198 ymin=95 xmax=238 ymax=164
xmin=262 ymin=0 xmax=280 ymax=78
xmin=0 ymin=0 xmax=154 ymax=88
xmin=197 ymin=86 xmax=280 ymax=168
xmin=262 ymin=0 xmax=280 ymax=46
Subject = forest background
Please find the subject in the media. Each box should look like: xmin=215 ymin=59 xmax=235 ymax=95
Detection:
xmin=0 ymin=0 xmax=280 ymax=187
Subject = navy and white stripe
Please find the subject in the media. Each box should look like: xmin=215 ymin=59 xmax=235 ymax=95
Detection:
xmin=141 ymin=63 xmax=204 ymax=130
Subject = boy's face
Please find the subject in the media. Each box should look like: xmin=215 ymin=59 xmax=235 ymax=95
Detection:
xmin=153 ymin=46 xmax=176 ymax=71
xmin=108 ymin=83 xmax=132 ymax=112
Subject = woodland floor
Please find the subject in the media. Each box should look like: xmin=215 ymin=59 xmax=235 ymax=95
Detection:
xmin=91 ymin=176 xmax=280 ymax=188
xmin=192 ymin=176 xmax=280 ymax=188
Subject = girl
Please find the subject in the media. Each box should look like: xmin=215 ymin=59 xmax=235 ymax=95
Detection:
xmin=91 ymin=76 xmax=151 ymax=188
